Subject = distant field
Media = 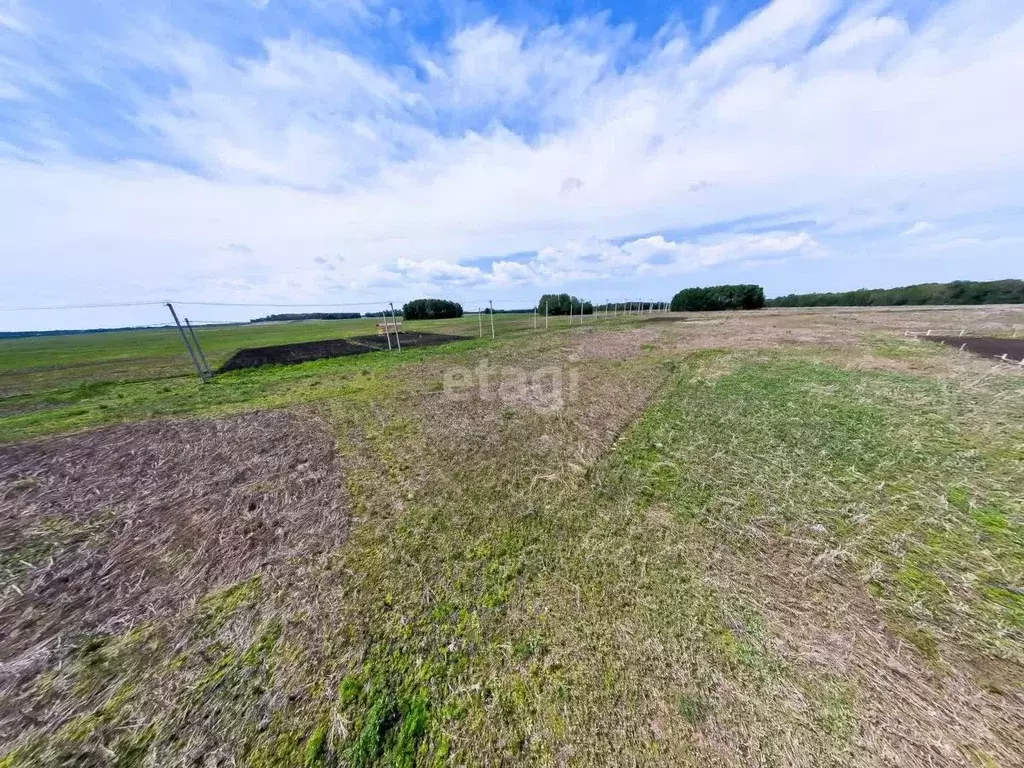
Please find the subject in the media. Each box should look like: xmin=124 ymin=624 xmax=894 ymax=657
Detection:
xmin=0 ymin=312 xmax=555 ymax=397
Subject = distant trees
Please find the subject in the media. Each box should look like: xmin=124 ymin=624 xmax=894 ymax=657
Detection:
xmin=250 ymin=312 xmax=361 ymax=322
xmin=670 ymin=284 xmax=765 ymax=312
xmin=767 ymin=279 xmax=1024 ymax=308
xmin=594 ymin=302 xmax=661 ymax=312
xmin=402 ymin=298 xmax=464 ymax=320
xmin=537 ymin=293 xmax=593 ymax=316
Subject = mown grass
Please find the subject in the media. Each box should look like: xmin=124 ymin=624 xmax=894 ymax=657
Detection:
xmin=2 ymin=321 xmax=1022 ymax=765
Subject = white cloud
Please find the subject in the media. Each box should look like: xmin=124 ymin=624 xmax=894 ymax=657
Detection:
xmin=699 ymin=6 xmax=720 ymax=40
xmin=902 ymin=221 xmax=934 ymax=236
xmin=1 ymin=0 xmax=1023 ymax=326
xmin=0 ymin=0 xmax=27 ymax=32
xmin=541 ymin=231 xmax=818 ymax=278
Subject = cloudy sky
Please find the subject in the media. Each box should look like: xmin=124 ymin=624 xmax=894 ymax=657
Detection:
xmin=1 ymin=0 xmax=1022 ymax=329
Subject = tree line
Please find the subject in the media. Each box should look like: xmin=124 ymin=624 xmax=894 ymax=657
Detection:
xmin=250 ymin=312 xmax=362 ymax=322
xmin=767 ymin=279 xmax=1024 ymax=308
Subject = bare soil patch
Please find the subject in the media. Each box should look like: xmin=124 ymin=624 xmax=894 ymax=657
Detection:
xmin=926 ymin=335 xmax=1024 ymax=362
xmin=0 ymin=409 xmax=348 ymax=736
xmin=218 ymin=331 xmax=466 ymax=372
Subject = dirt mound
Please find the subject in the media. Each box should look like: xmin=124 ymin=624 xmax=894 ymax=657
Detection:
xmin=347 ymin=332 xmax=466 ymax=351
xmin=925 ymin=335 xmax=1024 ymax=361
xmin=0 ymin=409 xmax=348 ymax=726
xmin=218 ymin=332 xmax=467 ymax=372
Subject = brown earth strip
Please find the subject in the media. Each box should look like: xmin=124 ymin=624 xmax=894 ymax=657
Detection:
xmin=926 ymin=335 xmax=1024 ymax=362
xmin=217 ymin=332 xmax=466 ymax=372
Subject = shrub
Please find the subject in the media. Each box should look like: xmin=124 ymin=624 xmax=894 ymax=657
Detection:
xmin=401 ymin=299 xmax=464 ymax=320
xmin=670 ymin=284 xmax=765 ymax=312
xmin=536 ymin=293 xmax=593 ymax=316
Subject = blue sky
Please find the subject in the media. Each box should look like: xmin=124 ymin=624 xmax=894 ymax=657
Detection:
xmin=1 ymin=0 xmax=1022 ymax=329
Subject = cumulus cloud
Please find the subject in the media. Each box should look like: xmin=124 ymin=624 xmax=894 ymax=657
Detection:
xmin=532 ymin=231 xmax=818 ymax=281
xmin=0 ymin=0 xmax=1022 ymax=326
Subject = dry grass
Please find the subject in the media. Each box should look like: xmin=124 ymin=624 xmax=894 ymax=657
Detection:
xmin=0 ymin=306 xmax=1022 ymax=766
xmin=757 ymin=558 xmax=1023 ymax=767
xmin=572 ymin=326 xmax=664 ymax=360
xmin=0 ymin=409 xmax=349 ymax=749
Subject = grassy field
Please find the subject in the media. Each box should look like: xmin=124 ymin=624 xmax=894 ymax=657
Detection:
xmin=0 ymin=312 xmax=554 ymax=397
xmin=1 ymin=306 xmax=1022 ymax=766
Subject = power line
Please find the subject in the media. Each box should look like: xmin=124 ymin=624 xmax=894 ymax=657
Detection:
xmin=0 ymin=299 xmax=390 ymax=312
xmin=1 ymin=296 xmax=662 ymax=312
xmin=0 ymin=300 xmax=166 ymax=311
xmin=175 ymin=300 xmax=389 ymax=308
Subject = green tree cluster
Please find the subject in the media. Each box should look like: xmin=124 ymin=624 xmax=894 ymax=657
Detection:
xmin=670 ymin=284 xmax=765 ymax=311
xmin=767 ymin=279 xmax=1024 ymax=308
xmin=401 ymin=299 xmax=464 ymax=320
xmin=536 ymin=294 xmax=593 ymax=316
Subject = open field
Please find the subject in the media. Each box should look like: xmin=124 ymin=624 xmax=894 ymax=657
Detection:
xmin=0 ymin=312 xmax=548 ymax=397
xmin=1 ymin=305 xmax=1023 ymax=766
xmin=2 ymin=304 xmax=1021 ymax=400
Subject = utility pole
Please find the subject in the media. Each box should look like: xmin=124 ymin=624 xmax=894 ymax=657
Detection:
xmin=489 ymin=301 xmax=496 ymax=339
xmin=478 ymin=308 xmax=483 ymax=338
xmin=184 ymin=318 xmax=212 ymax=379
xmin=166 ymin=303 xmax=209 ymax=382
xmin=389 ymin=302 xmax=402 ymax=352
